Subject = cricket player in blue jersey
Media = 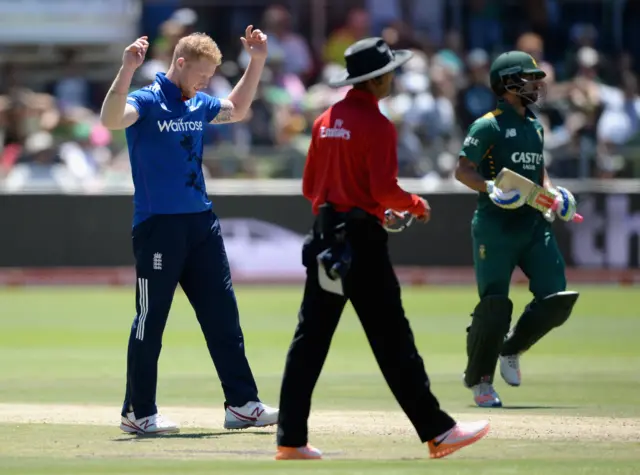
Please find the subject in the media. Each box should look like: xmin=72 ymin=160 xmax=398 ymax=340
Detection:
xmin=100 ymin=27 xmax=278 ymax=435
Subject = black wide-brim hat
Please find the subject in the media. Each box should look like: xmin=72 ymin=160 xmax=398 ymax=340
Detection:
xmin=328 ymin=37 xmax=413 ymax=88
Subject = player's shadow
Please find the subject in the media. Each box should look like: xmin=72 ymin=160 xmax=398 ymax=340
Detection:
xmin=467 ymin=404 xmax=578 ymax=410
xmin=501 ymin=404 xmax=579 ymax=410
xmin=112 ymin=430 xmax=273 ymax=441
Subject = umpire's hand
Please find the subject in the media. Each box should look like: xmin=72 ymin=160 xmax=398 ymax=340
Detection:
xmin=415 ymin=198 xmax=431 ymax=223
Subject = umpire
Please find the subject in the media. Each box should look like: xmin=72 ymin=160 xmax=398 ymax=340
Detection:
xmin=274 ymin=37 xmax=490 ymax=461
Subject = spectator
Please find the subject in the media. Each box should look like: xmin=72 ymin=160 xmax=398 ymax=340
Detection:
xmin=4 ymin=131 xmax=77 ymax=192
xmin=365 ymin=0 xmax=444 ymax=46
xmin=515 ymin=32 xmax=555 ymax=79
xmin=574 ymin=46 xmax=602 ymax=82
xmin=138 ymin=20 xmax=185 ymax=85
xmin=51 ymin=49 xmax=92 ymax=110
xmin=596 ymin=72 xmax=640 ymax=176
xmin=150 ymin=10 xmax=196 ymax=63
xmin=365 ymin=0 xmax=402 ymax=36
xmin=169 ymin=8 xmax=198 ymax=35
xmin=410 ymin=0 xmax=446 ymax=46
xmin=2 ymin=2 xmax=640 ymax=186
xmin=0 ymin=90 xmax=56 ymax=174
xmin=323 ymin=8 xmax=371 ymax=67
xmin=434 ymin=30 xmax=466 ymax=80
xmin=381 ymin=20 xmax=429 ymax=52
xmin=59 ymin=122 xmax=112 ymax=186
xmin=467 ymin=0 xmax=503 ymax=54
xmin=562 ymin=23 xmax=601 ymax=80
xmin=456 ymin=49 xmax=495 ymax=131
xmin=237 ymin=5 xmax=313 ymax=81
xmin=422 ymin=63 xmax=457 ymax=150
xmin=381 ymin=50 xmax=432 ymax=177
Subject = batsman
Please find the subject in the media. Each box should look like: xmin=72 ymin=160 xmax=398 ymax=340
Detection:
xmin=454 ymin=51 xmax=581 ymax=408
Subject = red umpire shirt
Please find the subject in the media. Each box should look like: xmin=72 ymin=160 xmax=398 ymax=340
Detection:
xmin=302 ymin=89 xmax=427 ymax=222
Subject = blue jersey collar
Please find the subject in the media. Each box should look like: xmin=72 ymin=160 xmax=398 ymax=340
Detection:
xmin=156 ymin=72 xmax=186 ymax=103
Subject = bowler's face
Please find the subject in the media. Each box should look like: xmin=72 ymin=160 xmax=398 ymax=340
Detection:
xmin=178 ymin=57 xmax=217 ymax=98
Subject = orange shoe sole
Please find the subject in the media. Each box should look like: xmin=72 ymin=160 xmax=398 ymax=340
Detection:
xmin=429 ymin=424 xmax=490 ymax=459
xmin=275 ymin=446 xmax=322 ymax=460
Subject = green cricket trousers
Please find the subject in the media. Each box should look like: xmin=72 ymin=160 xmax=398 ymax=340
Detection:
xmin=471 ymin=213 xmax=567 ymax=300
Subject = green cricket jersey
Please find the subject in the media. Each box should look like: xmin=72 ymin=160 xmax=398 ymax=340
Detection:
xmin=460 ymin=99 xmax=545 ymax=221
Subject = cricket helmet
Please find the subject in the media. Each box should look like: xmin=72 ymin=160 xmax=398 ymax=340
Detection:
xmin=489 ymin=50 xmax=546 ymax=103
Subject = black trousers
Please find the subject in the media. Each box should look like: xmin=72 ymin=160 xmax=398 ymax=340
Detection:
xmin=121 ymin=211 xmax=259 ymax=419
xmin=276 ymin=217 xmax=455 ymax=447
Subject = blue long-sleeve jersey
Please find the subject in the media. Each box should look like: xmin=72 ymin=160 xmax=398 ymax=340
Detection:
xmin=125 ymin=72 xmax=222 ymax=227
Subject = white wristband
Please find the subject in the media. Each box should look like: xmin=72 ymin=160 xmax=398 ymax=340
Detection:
xmin=485 ymin=181 xmax=495 ymax=194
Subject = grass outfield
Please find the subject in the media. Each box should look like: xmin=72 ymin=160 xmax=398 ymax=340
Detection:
xmin=0 ymin=285 xmax=639 ymax=474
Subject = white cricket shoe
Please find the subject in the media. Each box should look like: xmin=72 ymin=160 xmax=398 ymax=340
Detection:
xmin=499 ymin=354 xmax=521 ymax=387
xmin=120 ymin=412 xmax=180 ymax=435
xmin=224 ymin=401 xmax=279 ymax=430
xmin=472 ymin=382 xmax=502 ymax=408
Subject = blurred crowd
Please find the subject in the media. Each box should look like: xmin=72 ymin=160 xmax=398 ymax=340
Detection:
xmin=2 ymin=0 xmax=640 ymax=192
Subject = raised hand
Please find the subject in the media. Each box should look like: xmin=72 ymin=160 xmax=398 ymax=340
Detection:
xmin=123 ymin=36 xmax=149 ymax=71
xmin=240 ymin=25 xmax=268 ymax=60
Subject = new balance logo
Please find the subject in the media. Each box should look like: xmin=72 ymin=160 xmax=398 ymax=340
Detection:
xmin=505 ymin=128 xmax=516 ymax=138
xmin=251 ymin=407 xmax=265 ymax=418
xmin=153 ymin=253 xmax=163 ymax=271
xmin=319 ymin=119 xmax=351 ymax=140
xmin=189 ymin=104 xmax=200 ymax=112
xmin=160 ymin=103 xmax=171 ymax=112
xmin=157 ymin=119 xmax=204 ymax=132
xmin=139 ymin=419 xmax=153 ymax=431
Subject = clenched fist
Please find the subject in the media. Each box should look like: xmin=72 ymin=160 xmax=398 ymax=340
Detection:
xmin=415 ymin=197 xmax=431 ymax=223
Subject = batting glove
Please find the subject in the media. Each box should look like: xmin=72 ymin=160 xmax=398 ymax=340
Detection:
xmin=542 ymin=208 xmax=556 ymax=223
xmin=486 ymin=180 xmax=526 ymax=210
xmin=551 ymin=186 xmax=577 ymax=222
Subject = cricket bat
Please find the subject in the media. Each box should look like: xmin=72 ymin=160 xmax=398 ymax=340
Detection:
xmin=494 ymin=168 xmax=584 ymax=223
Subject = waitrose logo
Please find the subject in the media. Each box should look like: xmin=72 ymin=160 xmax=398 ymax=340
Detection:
xmin=157 ymin=119 xmax=204 ymax=132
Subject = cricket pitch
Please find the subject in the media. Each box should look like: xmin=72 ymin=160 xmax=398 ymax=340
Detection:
xmin=1 ymin=403 xmax=638 ymax=443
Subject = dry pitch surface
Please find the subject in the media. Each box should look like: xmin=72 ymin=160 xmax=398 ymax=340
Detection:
xmin=1 ymin=403 xmax=639 ymax=443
